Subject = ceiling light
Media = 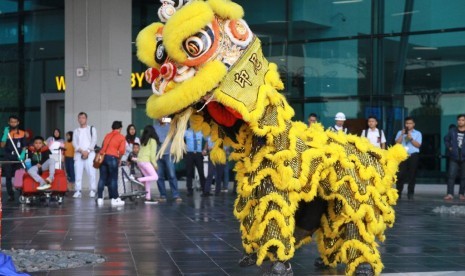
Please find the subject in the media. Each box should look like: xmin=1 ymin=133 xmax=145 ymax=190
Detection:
xmin=333 ymin=0 xmax=362 ymax=4
xmin=391 ymin=10 xmax=419 ymax=16
xmin=413 ymin=47 xmax=438 ymax=50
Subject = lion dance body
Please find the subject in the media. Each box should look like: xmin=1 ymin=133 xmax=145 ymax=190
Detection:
xmin=136 ymin=1 xmax=407 ymax=275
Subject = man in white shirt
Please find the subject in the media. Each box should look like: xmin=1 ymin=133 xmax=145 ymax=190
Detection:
xmin=361 ymin=116 xmax=386 ymax=149
xmin=72 ymin=112 xmax=97 ymax=198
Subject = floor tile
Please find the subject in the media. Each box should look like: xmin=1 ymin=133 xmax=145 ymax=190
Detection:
xmin=3 ymin=184 xmax=465 ymax=275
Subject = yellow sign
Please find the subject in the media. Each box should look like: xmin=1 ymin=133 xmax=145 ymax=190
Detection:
xmin=54 ymin=72 xmax=148 ymax=91
xmin=55 ymin=76 xmax=66 ymax=91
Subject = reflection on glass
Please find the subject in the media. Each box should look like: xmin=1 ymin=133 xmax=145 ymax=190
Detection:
xmin=303 ymin=39 xmax=371 ymax=97
xmin=385 ymin=32 xmax=465 ymax=95
xmin=385 ymin=0 xmax=465 ymax=33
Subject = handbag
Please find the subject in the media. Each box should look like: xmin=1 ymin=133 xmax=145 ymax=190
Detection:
xmin=92 ymin=152 xmax=105 ymax=169
xmin=93 ymin=134 xmax=116 ymax=169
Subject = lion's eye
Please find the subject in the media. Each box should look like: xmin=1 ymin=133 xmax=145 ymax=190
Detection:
xmin=184 ymin=37 xmax=205 ymax=57
xmin=182 ymin=26 xmax=214 ymax=59
xmin=155 ymin=40 xmax=168 ymax=65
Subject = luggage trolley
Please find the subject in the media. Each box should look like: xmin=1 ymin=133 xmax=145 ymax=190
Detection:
xmin=117 ymin=162 xmax=147 ymax=202
xmin=17 ymin=147 xmax=67 ymax=206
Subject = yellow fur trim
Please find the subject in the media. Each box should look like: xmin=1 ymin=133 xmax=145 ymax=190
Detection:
xmin=210 ymin=144 xmax=226 ymax=164
xmin=256 ymin=238 xmax=295 ymax=265
xmin=265 ymin=63 xmax=284 ymax=90
xmin=163 ymin=1 xmax=214 ymax=63
xmin=136 ymin=22 xmax=164 ymax=69
xmin=295 ymin=235 xmax=312 ymax=249
xmin=190 ymin=114 xmax=205 ymax=130
xmin=146 ymin=60 xmax=227 ymax=119
xmin=207 ymin=0 xmax=244 ymax=19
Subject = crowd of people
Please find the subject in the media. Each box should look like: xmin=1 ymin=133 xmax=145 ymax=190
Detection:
xmin=308 ymin=112 xmax=464 ymax=201
xmin=0 ymin=112 xmax=235 ymax=205
xmin=1 ymin=111 xmax=463 ymax=204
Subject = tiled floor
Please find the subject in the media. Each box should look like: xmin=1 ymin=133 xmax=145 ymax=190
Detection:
xmin=2 ymin=183 xmax=465 ymax=275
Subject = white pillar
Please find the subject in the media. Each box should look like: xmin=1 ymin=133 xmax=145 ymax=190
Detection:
xmin=64 ymin=0 xmax=132 ymax=144
xmin=64 ymin=0 xmax=131 ymax=191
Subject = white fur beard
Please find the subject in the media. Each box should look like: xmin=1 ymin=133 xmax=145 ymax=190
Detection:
xmin=156 ymin=107 xmax=194 ymax=162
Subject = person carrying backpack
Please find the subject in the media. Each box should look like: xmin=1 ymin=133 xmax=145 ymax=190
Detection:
xmin=72 ymin=112 xmax=98 ymax=198
xmin=361 ymin=116 xmax=386 ymax=149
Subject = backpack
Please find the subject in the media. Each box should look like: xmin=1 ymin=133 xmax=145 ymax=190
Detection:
xmin=330 ymin=126 xmax=347 ymax=134
xmin=364 ymin=128 xmax=385 ymax=146
xmin=89 ymin=125 xmax=101 ymax=153
xmin=364 ymin=128 xmax=382 ymax=139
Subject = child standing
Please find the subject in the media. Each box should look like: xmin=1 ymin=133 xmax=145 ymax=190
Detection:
xmin=46 ymin=128 xmax=65 ymax=169
xmin=137 ymin=125 xmax=160 ymax=203
xmin=28 ymin=136 xmax=56 ymax=190
xmin=127 ymin=143 xmax=142 ymax=178
xmin=64 ymin=131 xmax=75 ymax=191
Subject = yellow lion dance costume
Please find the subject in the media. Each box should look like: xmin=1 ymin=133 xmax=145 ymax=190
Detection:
xmin=136 ymin=1 xmax=407 ymax=275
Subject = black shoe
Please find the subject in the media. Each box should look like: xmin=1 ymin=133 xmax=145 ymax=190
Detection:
xmin=8 ymin=196 xmax=15 ymax=202
xmin=238 ymin=253 xmax=257 ymax=267
xmin=201 ymin=192 xmax=211 ymax=197
xmin=355 ymin=262 xmax=374 ymax=276
xmin=407 ymin=194 xmax=414 ymax=200
xmin=314 ymin=257 xmax=329 ymax=269
xmin=263 ymin=261 xmax=293 ymax=276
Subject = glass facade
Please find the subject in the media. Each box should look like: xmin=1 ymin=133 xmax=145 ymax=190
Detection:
xmin=236 ymin=0 xmax=465 ymax=182
xmin=2 ymin=0 xmax=465 ymax=181
xmin=0 ymin=0 xmax=64 ymax=138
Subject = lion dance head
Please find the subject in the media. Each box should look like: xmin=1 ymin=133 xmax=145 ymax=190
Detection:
xmin=136 ymin=0 xmax=284 ymax=160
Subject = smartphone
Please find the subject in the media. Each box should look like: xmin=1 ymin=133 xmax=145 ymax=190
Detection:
xmin=404 ymin=127 xmax=409 ymax=134
xmin=161 ymin=117 xmax=171 ymax=123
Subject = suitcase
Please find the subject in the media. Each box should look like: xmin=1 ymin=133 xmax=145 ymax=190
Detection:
xmin=22 ymin=169 xmax=67 ymax=193
xmin=13 ymin=168 xmax=26 ymax=189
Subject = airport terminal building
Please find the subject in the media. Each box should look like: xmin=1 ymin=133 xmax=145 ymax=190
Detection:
xmin=1 ymin=0 xmax=465 ymax=182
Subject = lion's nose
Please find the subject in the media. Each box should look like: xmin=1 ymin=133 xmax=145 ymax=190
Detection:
xmin=160 ymin=62 xmax=177 ymax=81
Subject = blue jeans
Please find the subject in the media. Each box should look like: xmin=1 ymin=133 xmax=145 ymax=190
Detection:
xmin=98 ymin=155 xmax=119 ymax=199
xmin=446 ymin=159 xmax=465 ymax=195
xmin=156 ymin=154 xmax=180 ymax=198
xmin=65 ymin=157 xmax=75 ymax=183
